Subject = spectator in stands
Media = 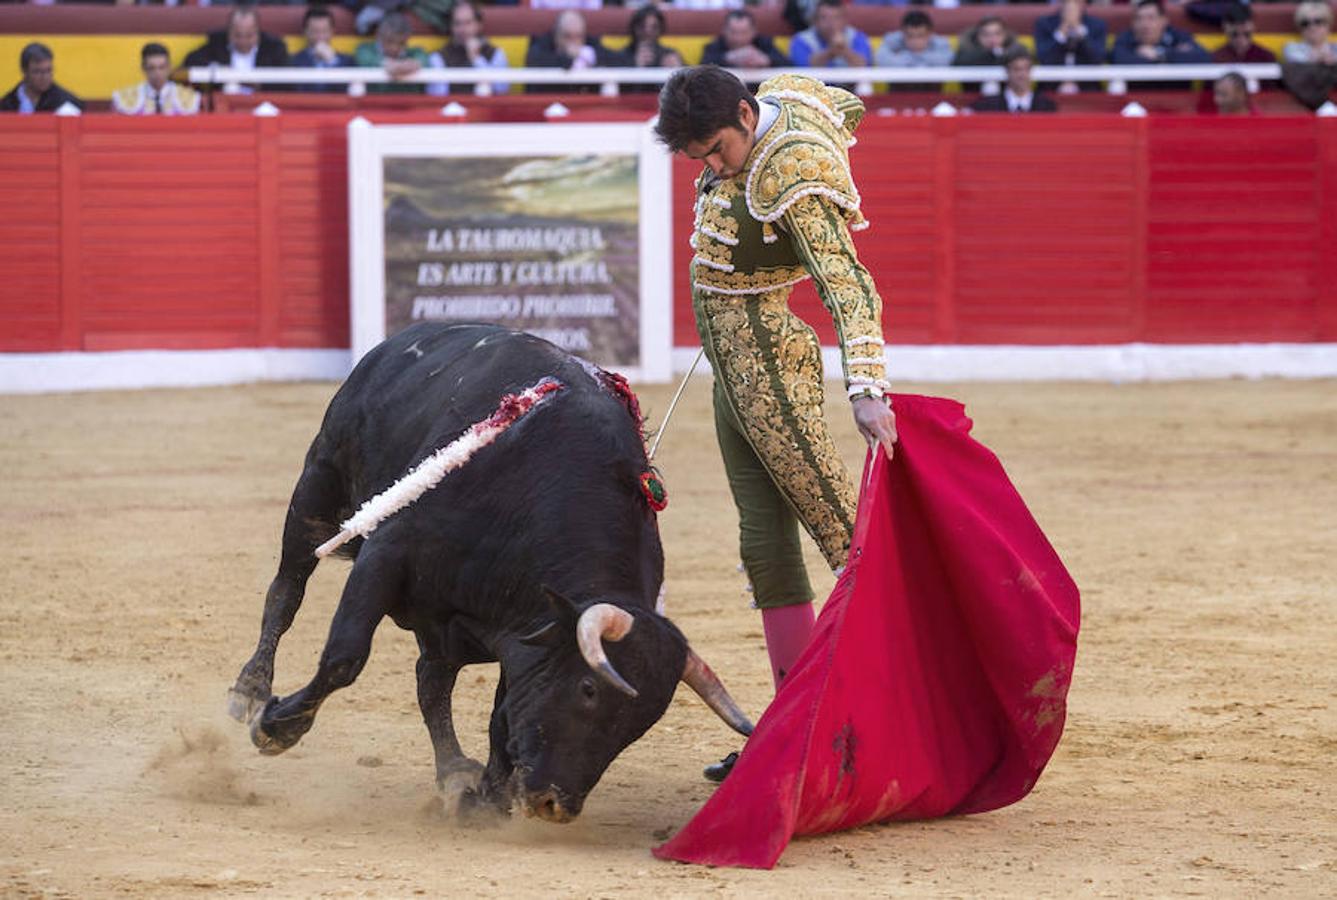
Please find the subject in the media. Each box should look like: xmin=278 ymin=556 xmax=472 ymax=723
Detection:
xmin=1110 ymin=0 xmax=1212 ymax=69
xmin=701 ymin=10 xmax=790 ymax=69
xmin=524 ymin=10 xmax=624 ymax=94
xmin=953 ymin=17 xmax=1018 ymax=67
xmin=783 ymin=0 xmax=820 ymax=36
xmin=356 ymin=12 xmax=431 ymax=94
xmin=1034 ymin=0 xmax=1108 ymax=93
xmin=672 ymin=0 xmax=750 ymax=10
xmin=952 ymin=16 xmax=1019 ymax=96
xmin=291 ymin=5 xmax=353 ymax=94
xmin=530 ymin=0 xmax=603 ymax=9
xmin=874 ymin=10 xmax=952 ymax=93
xmin=182 ymin=4 xmax=290 ymax=94
xmin=0 ymin=42 xmax=82 ymax=114
xmin=1213 ymin=3 xmax=1276 ymax=64
xmin=617 ymin=6 xmax=684 ymax=94
xmin=1283 ymin=1 xmax=1337 ymax=64
xmin=112 ymin=43 xmax=200 ymax=116
xmin=789 ymin=0 xmax=873 ymax=70
xmin=971 ymin=47 xmax=1058 ymax=113
xmin=875 ymin=11 xmax=953 ymax=69
xmin=430 ymin=0 xmax=510 ymax=96
xmin=1211 ymin=71 xmax=1256 ymax=114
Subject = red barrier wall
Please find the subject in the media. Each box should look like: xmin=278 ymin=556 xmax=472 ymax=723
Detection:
xmin=2 ymin=114 xmax=350 ymax=353
xmin=3 ymin=113 xmax=1335 ymax=354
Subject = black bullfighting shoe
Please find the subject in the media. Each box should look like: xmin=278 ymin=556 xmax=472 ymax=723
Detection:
xmin=703 ymin=751 xmax=740 ymax=783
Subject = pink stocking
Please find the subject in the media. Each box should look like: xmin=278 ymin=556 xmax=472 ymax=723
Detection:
xmin=762 ymin=603 xmax=816 ymax=691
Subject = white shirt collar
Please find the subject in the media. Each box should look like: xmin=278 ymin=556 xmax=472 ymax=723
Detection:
xmin=755 ymin=96 xmax=781 ymax=142
xmin=230 ymin=46 xmax=259 ymax=70
xmin=1004 ymin=88 xmax=1034 ymax=111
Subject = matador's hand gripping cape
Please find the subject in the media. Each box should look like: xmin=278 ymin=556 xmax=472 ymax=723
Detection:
xmin=654 ymin=395 xmax=1081 ymax=869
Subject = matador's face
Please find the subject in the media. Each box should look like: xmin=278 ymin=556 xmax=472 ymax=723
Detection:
xmin=683 ymin=99 xmax=759 ymax=181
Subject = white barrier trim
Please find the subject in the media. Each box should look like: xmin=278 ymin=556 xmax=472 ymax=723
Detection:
xmin=4 ymin=343 xmax=1333 ymax=394
xmin=674 ymin=344 xmax=1337 ymax=382
xmin=0 ymin=349 xmax=352 ymax=395
xmin=188 ymin=63 xmax=1281 ymax=90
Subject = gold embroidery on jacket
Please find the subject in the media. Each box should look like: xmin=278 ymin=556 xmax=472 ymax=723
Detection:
xmin=686 ymin=77 xmax=892 ymax=567
xmin=780 ymin=194 xmax=886 ymax=389
xmin=692 ymin=265 xmax=809 ymax=295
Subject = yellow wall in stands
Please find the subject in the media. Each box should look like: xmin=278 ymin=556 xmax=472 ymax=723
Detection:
xmin=0 ymin=32 xmax=1291 ymax=101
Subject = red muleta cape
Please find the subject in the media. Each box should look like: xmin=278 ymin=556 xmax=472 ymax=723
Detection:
xmin=654 ymin=394 xmax=1081 ymax=869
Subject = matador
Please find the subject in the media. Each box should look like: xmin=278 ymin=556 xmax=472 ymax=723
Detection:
xmin=655 ymin=67 xmax=898 ymax=781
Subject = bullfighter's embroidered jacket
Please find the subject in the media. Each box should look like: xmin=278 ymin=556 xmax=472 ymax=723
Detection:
xmin=690 ymin=75 xmax=888 ymax=581
xmin=690 ymin=74 xmax=888 ymax=401
xmin=110 ymin=81 xmax=201 ymax=116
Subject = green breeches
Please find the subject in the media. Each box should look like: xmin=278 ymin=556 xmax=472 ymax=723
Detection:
xmin=695 ymin=287 xmax=858 ymax=609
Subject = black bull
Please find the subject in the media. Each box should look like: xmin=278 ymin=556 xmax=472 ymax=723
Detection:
xmin=228 ymin=323 xmax=752 ymax=822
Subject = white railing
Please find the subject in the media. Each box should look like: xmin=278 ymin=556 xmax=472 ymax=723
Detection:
xmin=189 ymin=63 xmax=1283 ymax=96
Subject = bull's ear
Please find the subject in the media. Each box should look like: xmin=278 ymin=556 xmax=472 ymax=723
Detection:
xmin=542 ymin=585 xmax=581 ymax=621
xmin=518 ymin=618 xmax=562 ymax=647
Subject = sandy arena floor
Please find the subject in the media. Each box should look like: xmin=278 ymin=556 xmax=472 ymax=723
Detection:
xmin=1 ymin=376 xmax=1334 ymax=898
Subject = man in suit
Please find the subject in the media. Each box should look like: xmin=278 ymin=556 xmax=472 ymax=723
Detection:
xmin=290 ymin=5 xmax=354 ymax=93
xmin=181 ymin=3 xmax=290 ymax=94
xmin=700 ymin=10 xmax=789 ymax=69
xmin=0 ymin=43 xmax=83 ymax=114
xmin=972 ymin=48 xmax=1058 ymax=113
xmin=789 ymin=0 xmax=873 ymax=71
xmin=1034 ymin=0 xmax=1108 ymax=93
xmin=1035 ymin=0 xmax=1109 ymax=67
xmin=523 ymin=10 xmax=624 ymax=95
xmin=1110 ymin=0 xmax=1211 ymax=89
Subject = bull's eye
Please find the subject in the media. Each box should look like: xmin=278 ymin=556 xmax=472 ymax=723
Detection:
xmin=578 ymin=676 xmax=598 ymax=703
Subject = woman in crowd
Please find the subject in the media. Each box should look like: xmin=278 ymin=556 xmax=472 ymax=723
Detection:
xmin=618 ymin=6 xmax=683 ymax=94
xmin=1283 ymin=1 xmax=1337 ymax=64
xmin=951 ymin=15 xmax=1020 ymax=97
xmin=429 ymin=0 xmax=510 ymax=96
xmin=951 ymin=16 xmax=1019 ymax=67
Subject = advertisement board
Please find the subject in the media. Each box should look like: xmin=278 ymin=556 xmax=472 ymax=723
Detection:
xmin=348 ymin=120 xmax=673 ymax=382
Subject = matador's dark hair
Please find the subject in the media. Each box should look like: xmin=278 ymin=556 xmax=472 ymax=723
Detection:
xmin=654 ymin=65 xmax=759 ymax=154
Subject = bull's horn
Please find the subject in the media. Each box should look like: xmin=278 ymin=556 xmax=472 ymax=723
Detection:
xmin=682 ymin=650 xmax=754 ymax=737
xmin=576 ymin=604 xmax=638 ymax=698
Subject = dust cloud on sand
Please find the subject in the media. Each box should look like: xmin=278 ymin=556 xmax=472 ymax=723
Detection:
xmin=145 ymin=725 xmax=261 ymax=807
xmin=1 ymin=378 xmax=1334 ymax=897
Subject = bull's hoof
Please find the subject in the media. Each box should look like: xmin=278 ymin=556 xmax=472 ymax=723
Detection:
xmin=227 ymin=686 xmax=269 ymax=724
xmin=455 ymin=789 xmax=509 ymax=829
xmin=437 ymin=758 xmax=487 ymax=821
xmin=248 ymin=699 xmax=292 ymax=756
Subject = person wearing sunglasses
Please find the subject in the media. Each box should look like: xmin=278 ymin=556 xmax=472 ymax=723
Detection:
xmin=1283 ymin=1 xmax=1337 ymax=65
xmin=1213 ymin=3 xmax=1276 ymax=64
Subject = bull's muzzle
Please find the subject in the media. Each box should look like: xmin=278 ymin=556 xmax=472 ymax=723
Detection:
xmin=522 ymin=787 xmax=580 ymax=824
